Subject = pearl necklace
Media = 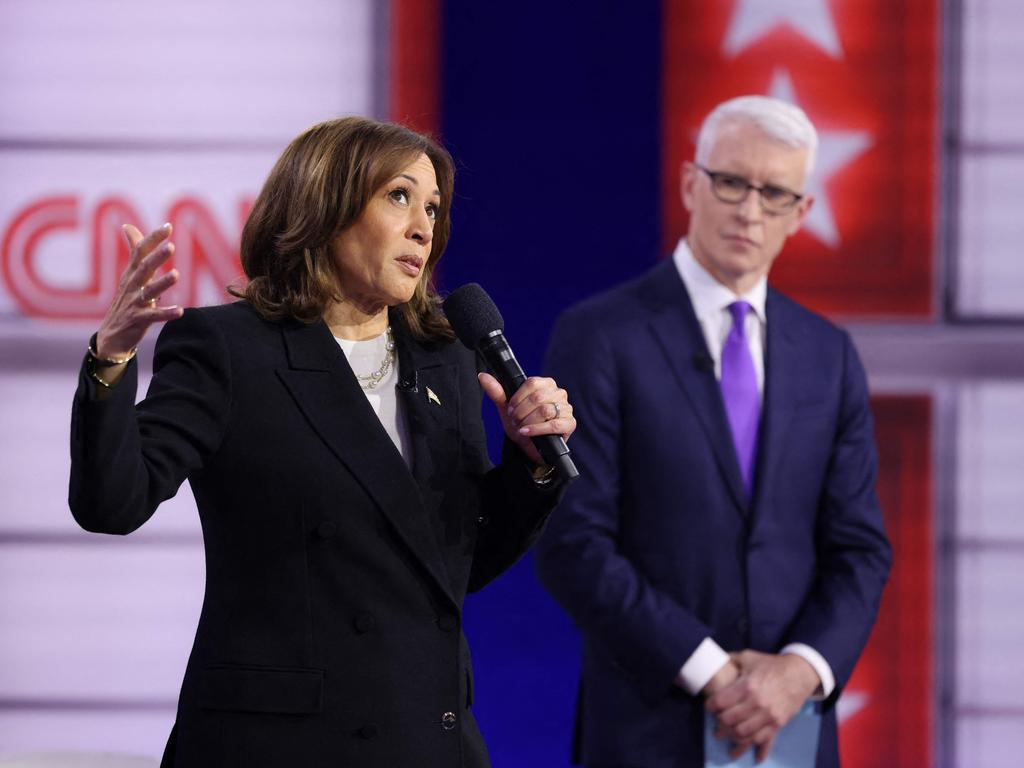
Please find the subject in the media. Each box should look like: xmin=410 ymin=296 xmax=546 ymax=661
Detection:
xmin=355 ymin=327 xmax=396 ymax=390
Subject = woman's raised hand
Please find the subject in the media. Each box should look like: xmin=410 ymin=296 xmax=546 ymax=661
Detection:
xmin=95 ymin=223 xmax=185 ymax=359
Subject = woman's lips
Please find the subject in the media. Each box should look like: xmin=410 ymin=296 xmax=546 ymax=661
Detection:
xmin=396 ymin=255 xmax=423 ymax=276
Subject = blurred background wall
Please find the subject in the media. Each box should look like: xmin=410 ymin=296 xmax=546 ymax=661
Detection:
xmin=1 ymin=0 xmax=1022 ymax=765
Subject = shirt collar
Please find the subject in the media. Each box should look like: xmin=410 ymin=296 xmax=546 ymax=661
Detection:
xmin=672 ymin=238 xmax=767 ymax=324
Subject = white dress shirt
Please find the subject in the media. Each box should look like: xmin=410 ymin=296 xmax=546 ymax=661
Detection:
xmin=671 ymin=238 xmax=835 ymax=700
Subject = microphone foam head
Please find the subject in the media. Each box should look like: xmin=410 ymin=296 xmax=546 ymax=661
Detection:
xmin=442 ymin=283 xmax=504 ymax=348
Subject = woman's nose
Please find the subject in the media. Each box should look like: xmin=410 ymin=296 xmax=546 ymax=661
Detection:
xmin=408 ymin=208 xmax=433 ymax=244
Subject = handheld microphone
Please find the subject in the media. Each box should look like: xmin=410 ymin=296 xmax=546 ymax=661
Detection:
xmin=442 ymin=283 xmax=579 ymax=484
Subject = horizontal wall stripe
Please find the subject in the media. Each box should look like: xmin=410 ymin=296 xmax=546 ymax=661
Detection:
xmin=0 ymin=699 xmax=175 ymax=712
xmin=0 ymin=137 xmax=290 ymax=153
xmin=0 ymin=532 xmax=202 ymax=547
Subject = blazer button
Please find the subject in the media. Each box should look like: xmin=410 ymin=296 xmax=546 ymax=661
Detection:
xmin=440 ymin=711 xmax=457 ymax=731
xmin=736 ymin=617 xmax=750 ymax=634
xmin=353 ymin=612 xmax=376 ymax=634
xmin=437 ymin=614 xmax=458 ymax=632
xmin=315 ymin=520 xmax=338 ymax=540
xmin=358 ymin=723 xmax=379 ymax=740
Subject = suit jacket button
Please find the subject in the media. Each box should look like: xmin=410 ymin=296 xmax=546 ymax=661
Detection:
xmin=353 ymin=612 xmax=376 ymax=634
xmin=736 ymin=617 xmax=750 ymax=634
xmin=358 ymin=723 xmax=379 ymax=740
xmin=437 ymin=614 xmax=457 ymax=632
xmin=441 ymin=711 xmax=457 ymax=731
xmin=315 ymin=520 xmax=338 ymax=539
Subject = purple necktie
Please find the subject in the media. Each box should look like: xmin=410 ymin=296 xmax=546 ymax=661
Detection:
xmin=720 ymin=301 xmax=760 ymax=496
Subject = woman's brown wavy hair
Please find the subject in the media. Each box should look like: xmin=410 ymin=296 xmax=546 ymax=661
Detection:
xmin=233 ymin=116 xmax=455 ymax=341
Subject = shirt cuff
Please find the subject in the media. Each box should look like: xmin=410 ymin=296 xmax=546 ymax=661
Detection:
xmin=780 ymin=643 xmax=835 ymax=700
xmin=676 ymin=637 xmax=730 ymax=695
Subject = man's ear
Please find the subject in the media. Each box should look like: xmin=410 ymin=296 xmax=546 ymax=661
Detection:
xmin=787 ymin=193 xmax=815 ymax=236
xmin=681 ymin=161 xmax=697 ymax=213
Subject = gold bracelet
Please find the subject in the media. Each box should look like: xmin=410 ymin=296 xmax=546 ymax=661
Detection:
xmin=87 ymin=361 xmax=115 ymax=389
xmin=87 ymin=333 xmax=137 ymax=366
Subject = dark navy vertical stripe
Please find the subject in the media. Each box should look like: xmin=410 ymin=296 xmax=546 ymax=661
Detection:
xmin=440 ymin=4 xmax=663 ymax=764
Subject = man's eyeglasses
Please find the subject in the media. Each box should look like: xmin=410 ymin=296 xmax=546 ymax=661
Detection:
xmin=694 ymin=164 xmax=804 ymax=215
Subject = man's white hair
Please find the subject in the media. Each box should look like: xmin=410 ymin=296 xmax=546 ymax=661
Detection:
xmin=695 ymin=95 xmax=819 ymax=177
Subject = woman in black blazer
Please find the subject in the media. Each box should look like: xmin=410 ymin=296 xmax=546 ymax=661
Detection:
xmin=69 ymin=117 xmax=575 ymax=767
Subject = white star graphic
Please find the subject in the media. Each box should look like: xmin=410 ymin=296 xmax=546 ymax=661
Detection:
xmin=768 ymin=69 xmax=872 ymax=249
xmin=723 ymin=0 xmax=844 ymax=59
xmin=837 ymin=689 xmax=869 ymax=725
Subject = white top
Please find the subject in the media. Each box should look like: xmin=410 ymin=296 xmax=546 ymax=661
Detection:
xmin=671 ymin=238 xmax=834 ymax=700
xmin=334 ymin=330 xmax=412 ymax=467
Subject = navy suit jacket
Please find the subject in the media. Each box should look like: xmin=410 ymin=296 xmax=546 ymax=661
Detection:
xmin=69 ymin=302 xmax=561 ymax=768
xmin=536 ymin=259 xmax=892 ymax=768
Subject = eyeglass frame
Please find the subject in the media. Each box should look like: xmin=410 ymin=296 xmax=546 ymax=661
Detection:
xmin=692 ymin=163 xmax=805 ymax=215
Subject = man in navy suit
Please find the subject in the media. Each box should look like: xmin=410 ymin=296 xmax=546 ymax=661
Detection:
xmin=536 ymin=96 xmax=892 ymax=767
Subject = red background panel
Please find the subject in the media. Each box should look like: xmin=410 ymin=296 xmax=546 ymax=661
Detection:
xmin=662 ymin=0 xmax=937 ymax=318
xmin=839 ymin=395 xmax=933 ymax=766
xmin=390 ymin=0 xmax=441 ymax=135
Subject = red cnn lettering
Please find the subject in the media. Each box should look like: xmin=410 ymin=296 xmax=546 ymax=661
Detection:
xmin=166 ymin=198 xmax=246 ymax=307
xmin=2 ymin=196 xmax=146 ymax=319
xmin=2 ymin=196 xmax=246 ymax=319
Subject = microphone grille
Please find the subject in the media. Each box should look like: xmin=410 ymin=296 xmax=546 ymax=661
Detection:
xmin=442 ymin=283 xmax=504 ymax=347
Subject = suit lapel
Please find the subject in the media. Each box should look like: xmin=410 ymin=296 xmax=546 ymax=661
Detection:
xmin=391 ymin=317 xmax=460 ymax=512
xmin=754 ymin=289 xmax=801 ymax=517
xmin=275 ymin=318 xmax=457 ymax=607
xmin=643 ymin=261 xmax=749 ymax=515
xmin=392 ymin=316 xmax=468 ymax=590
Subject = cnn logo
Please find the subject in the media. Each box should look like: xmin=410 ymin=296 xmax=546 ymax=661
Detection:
xmin=2 ymin=195 xmax=252 ymax=319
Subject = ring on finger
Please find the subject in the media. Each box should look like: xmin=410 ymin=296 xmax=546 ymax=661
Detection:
xmin=138 ymin=286 xmax=156 ymax=309
xmin=548 ymin=401 xmax=561 ymax=421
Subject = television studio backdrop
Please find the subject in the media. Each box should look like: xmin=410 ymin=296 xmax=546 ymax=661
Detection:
xmin=0 ymin=1 xmax=1021 ymax=765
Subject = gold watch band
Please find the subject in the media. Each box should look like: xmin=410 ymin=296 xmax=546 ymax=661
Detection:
xmin=531 ymin=464 xmax=556 ymax=486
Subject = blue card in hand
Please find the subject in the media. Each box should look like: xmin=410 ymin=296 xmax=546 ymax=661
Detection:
xmin=704 ymin=701 xmax=820 ymax=768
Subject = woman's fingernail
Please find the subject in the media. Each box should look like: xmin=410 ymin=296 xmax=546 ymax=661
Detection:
xmin=518 ymin=426 xmax=530 ymax=435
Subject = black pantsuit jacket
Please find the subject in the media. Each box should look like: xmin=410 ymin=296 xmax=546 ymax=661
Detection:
xmin=69 ymin=301 xmax=561 ymax=767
